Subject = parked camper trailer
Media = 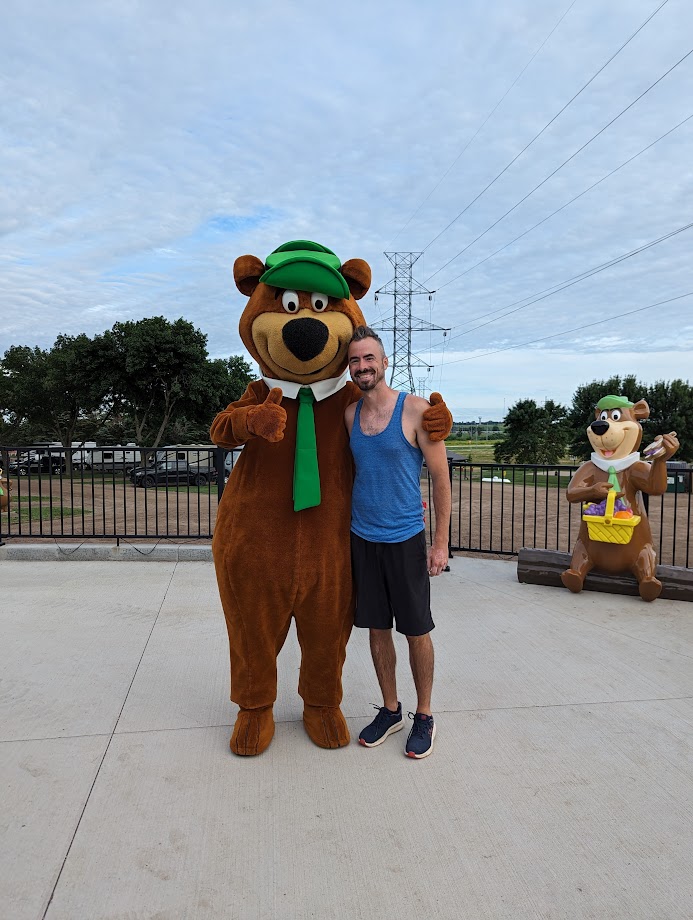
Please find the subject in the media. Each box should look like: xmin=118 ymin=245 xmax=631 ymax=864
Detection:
xmin=153 ymin=445 xmax=217 ymax=469
xmin=72 ymin=445 xmax=138 ymax=471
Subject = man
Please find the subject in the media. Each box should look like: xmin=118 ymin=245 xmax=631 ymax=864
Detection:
xmin=345 ymin=326 xmax=452 ymax=758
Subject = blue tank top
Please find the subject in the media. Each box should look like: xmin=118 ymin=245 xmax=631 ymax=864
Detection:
xmin=350 ymin=391 xmax=425 ymax=543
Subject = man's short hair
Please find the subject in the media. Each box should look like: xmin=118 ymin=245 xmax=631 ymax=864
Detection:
xmin=349 ymin=325 xmax=385 ymax=356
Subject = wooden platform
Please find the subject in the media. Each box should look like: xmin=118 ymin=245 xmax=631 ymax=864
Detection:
xmin=517 ymin=547 xmax=693 ymax=603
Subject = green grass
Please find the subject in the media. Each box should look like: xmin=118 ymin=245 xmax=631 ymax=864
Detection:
xmin=446 ymin=440 xmax=576 ymax=467
xmin=445 ymin=440 xmax=500 ymax=463
xmin=9 ymin=502 xmax=91 ymax=523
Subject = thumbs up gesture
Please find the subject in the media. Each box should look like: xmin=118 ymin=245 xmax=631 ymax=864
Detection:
xmin=247 ymin=388 xmax=287 ymax=442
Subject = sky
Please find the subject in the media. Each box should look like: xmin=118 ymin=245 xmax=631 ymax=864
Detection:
xmin=2 ymin=0 xmax=692 ymax=421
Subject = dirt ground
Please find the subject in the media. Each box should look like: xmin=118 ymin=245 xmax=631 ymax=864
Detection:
xmin=1 ymin=475 xmax=217 ymax=545
xmin=2 ymin=470 xmax=691 ymax=567
xmin=427 ymin=469 xmax=692 ymax=568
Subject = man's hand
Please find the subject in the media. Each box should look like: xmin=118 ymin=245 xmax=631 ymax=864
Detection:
xmin=246 ymin=388 xmax=287 ymax=442
xmin=421 ymin=392 xmax=453 ymax=442
xmin=427 ymin=544 xmax=448 ymax=577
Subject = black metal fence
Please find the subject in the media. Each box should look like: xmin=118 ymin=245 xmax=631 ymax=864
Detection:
xmin=1 ymin=447 xmax=691 ymax=567
xmin=0 ymin=445 xmax=230 ymax=544
xmin=429 ymin=461 xmax=692 ymax=568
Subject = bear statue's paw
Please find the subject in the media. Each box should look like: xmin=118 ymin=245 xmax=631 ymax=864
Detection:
xmin=560 ymin=569 xmax=584 ymax=594
xmin=230 ymin=706 xmax=275 ymax=756
xmin=638 ymin=577 xmax=663 ymax=602
xmin=303 ymin=706 xmax=350 ymax=749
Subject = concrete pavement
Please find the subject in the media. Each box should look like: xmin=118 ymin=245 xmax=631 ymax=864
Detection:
xmin=1 ymin=553 xmax=692 ymax=919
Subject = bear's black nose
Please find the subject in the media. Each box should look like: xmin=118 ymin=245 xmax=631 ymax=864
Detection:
xmin=591 ymin=420 xmax=609 ymax=436
xmin=282 ymin=318 xmax=329 ymax=362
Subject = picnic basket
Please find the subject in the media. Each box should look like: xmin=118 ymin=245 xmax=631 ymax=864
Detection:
xmin=582 ymin=489 xmax=640 ymax=544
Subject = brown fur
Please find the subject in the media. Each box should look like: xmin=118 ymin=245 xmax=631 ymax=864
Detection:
xmin=561 ymin=400 xmax=679 ymax=601
xmin=211 ymin=250 xmax=452 ymax=754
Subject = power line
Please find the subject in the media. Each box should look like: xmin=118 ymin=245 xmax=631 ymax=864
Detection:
xmin=437 ymin=291 xmax=693 ymax=366
xmin=427 ymin=218 xmax=693 ymax=349
xmin=388 ymin=0 xmax=580 ymax=247
xmin=420 ymin=0 xmax=670 ymax=259
xmin=425 ymin=42 xmax=693 ymax=284
xmin=433 ymin=112 xmax=693 ymax=293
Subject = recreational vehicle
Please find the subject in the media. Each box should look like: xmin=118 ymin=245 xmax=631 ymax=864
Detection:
xmin=71 ymin=445 xmax=138 ymax=471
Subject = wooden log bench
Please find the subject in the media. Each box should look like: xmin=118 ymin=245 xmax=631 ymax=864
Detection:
xmin=517 ymin=547 xmax=693 ymax=603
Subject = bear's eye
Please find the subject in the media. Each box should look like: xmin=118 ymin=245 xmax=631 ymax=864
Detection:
xmin=611 ymin=409 xmax=622 ymax=421
xmin=599 ymin=411 xmax=609 ymax=422
xmin=281 ymin=290 xmax=300 ymax=313
xmin=311 ymin=292 xmax=329 ymax=312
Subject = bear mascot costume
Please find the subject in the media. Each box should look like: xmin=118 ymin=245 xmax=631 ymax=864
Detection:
xmin=561 ymin=394 xmax=679 ymax=601
xmin=210 ymin=240 xmax=452 ymax=755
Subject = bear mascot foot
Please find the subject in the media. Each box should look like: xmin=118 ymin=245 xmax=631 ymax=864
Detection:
xmin=561 ymin=569 xmax=584 ymax=593
xmin=638 ymin=577 xmax=663 ymax=602
xmin=230 ymin=706 xmax=275 ymax=756
xmin=303 ymin=705 xmax=350 ymax=749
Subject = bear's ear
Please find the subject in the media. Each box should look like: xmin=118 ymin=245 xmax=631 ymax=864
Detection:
xmin=633 ymin=399 xmax=649 ymax=421
xmin=340 ymin=259 xmax=371 ymax=300
xmin=234 ymin=255 xmax=265 ymax=297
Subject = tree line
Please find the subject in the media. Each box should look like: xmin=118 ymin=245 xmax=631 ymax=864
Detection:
xmin=0 ymin=316 xmax=253 ymax=452
xmin=493 ymin=375 xmax=693 ymax=464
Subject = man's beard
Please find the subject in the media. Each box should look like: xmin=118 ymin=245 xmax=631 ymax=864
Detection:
xmin=354 ymin=367 xmax=383 ymax=391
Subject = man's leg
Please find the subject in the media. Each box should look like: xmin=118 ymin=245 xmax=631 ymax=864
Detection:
xmin=370 ymin=628 xmax=398 ymax=711
xmin=358 ymin=627 xmax=404 ymax=747
xmin=405 ymin=631 xmax=436 ymax=758
xmin=407 ymin=632 xmax=434 ymax=716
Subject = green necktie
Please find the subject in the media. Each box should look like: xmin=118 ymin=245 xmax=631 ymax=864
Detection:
xmin=294 ymin=387 xmax=321 ymax=511
xmin=607 ymin=465 xmax=620 ymax=492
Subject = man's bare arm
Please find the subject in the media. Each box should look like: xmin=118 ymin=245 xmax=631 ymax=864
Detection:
xmin=344 ymin=402 xmax=357 ymax=437
xmin=417 ymin=420 xmax=451 ymax=576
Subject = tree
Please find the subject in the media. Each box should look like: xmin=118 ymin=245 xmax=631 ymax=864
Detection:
xmin=494 ymin=399 xmax=570 ymax=465
xmin=100 ymin=317 xmax=210 ymax=448
xmin=190 ymin=355 xmax=253 ymax=418
xmin=0 ymin=318 xmax=254 ymax=452
xmin=163 ymin=355 xmax=254 ymax=443
xmin=0 ymin=335 xmax=110 ymax=457
xmin=644 ymin=379 xmax=693 ymax=462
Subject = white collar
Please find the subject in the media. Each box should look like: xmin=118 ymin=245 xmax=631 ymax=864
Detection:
xmin=590 ymin=451 xmax=640 ymax=472
xmin=261 ymin=368 xmax=350 ymax=402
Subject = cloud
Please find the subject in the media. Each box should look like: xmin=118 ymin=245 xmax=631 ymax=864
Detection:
xmin=1 ymin=0 xmax=691 ymax=416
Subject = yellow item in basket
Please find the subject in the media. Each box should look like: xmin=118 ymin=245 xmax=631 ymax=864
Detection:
xmin=582 ymin=488 xmax=641 ymax=544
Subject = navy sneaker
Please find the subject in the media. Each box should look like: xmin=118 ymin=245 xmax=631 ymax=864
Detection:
xmin=358 ymin=703 xmax=404 ymax=747
xmin=405 ymin=712 xmax=436 ymax=758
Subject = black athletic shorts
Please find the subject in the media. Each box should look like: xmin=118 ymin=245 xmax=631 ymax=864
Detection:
xmin=351 ymin=530 xmax=434 ymax=636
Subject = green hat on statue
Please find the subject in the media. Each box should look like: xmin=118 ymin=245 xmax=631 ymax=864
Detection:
xmin=260 ymin=240 xmax=349 ymax=300
xmin=595 ymin=395 xmax=634 ymax=410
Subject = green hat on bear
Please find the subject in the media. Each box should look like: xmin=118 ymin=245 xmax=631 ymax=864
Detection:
xmin=595 ymin=395 xmax=634 ymax=410
xmin=259 ymin=240 xmax=350 ymax=300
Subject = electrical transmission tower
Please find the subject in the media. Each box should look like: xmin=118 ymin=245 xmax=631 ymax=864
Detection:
xmin=371 ymin=252 xmax=449 ymax=393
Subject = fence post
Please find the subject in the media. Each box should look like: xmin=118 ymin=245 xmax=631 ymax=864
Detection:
xmin=215 ymin=446 xmax=226 ymax=507
xmin=0 ymin=447 xmax=9 ymax=546
xmin=447 ymin=458 xmax=453 ymax=566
